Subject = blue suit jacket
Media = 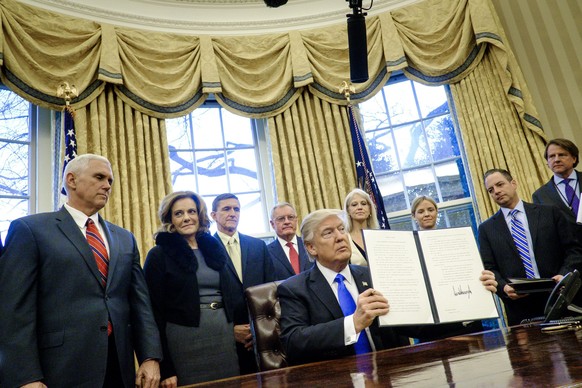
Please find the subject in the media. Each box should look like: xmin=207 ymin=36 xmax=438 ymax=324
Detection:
xmin=278 ymin=264 xmax=401 ymax=365
xmin=267 ymin=236 xmax=312 ymax=279
xmin=214 ymin=232 xmax=277 ymax=324
xmin=0 ymin=207 xmax=162 ymax=388
xmin=478 ymin=202 xmax=582 ymax=325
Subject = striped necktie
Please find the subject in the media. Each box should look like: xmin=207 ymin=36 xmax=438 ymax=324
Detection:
xmin=509 ymin=209 xmax=535 ymax=278
xmin=86 ymin=218 xmax=112 ymax=335
xmin=561 ymin=178 xmax=580 ymax=217
xmin=86 ymin=219 xmax=109 ymax=286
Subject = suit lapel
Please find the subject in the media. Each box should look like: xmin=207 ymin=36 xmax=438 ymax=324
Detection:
xmin=351 ymin=266 xmax=372 ymax=293
xmin=524 ymin=203 xmax=540 ymax=248
xmin=55 ymin=208 xmax=103 ymax=287
xmin=493 ymin=210 xmax=519 ymax=255
xmin=271 ymin=242 xmax=295 ymax=277
xmin=308 ymin=266 xmax=343 ymax=319
xmin=214 ymin=232 xmax=242 ymax=285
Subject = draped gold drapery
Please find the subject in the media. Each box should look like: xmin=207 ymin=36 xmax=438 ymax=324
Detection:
xmin=0 ymin=0 xmax=547 ymax=254
xmin=74 ymin=86 xmax=172 ymax=255
xmin=450 ymin=52 xmax=550 ymax=220
xmin=268 ymin=90 xmax=356 ymax=217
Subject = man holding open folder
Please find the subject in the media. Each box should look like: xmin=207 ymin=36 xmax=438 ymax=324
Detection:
xmin=478 ymin=168 xmax=582 ymax=326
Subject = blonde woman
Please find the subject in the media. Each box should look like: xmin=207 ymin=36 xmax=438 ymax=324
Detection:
xmin=343 ymin=188 xmax=380 ymax=266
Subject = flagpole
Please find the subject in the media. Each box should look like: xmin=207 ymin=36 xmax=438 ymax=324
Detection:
xmin=56 ymin=82 xmax=78 ymax=197
xmin=340 ymin=81 xmax=391 ymax=229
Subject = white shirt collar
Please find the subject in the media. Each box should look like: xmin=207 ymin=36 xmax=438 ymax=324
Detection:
xmin=64 ymin=203 xmax=99 ymax=229
xmin=501 ymin=199 xmax=525 ymax=219
xmin=277 ymin=235 xmax=298 ymax=248
xmin=316 ymin=261 xmax=354 ymax=287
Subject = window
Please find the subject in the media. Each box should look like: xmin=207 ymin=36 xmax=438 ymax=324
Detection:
xmin=0 ymin=89 xmax=31 ymax=243
xmin=165 ymin=101 xmax=274 ymax=235
xmin=359 ymin=74 xmax=477 ymax=232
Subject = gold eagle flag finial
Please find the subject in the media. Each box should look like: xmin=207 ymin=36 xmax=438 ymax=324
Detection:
xmin=56 ymin=82 xmax=78 ymax=116
xmin=339 ymin=81 xmax=356 ymax=104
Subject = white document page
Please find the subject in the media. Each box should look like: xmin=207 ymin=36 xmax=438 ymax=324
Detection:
xmin=363 ymin=229 xmax=434 ymax=326
xmin=418 ymin=227 xmax=499 ymax=322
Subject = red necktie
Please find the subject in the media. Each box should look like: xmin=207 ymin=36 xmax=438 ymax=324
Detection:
xmin=86 ymin=219 xmax=112 ymax=335
xmin=286 ymin=242 xmax=300 ymax=274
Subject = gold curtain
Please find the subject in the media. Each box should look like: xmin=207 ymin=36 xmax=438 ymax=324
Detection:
xmin=74 ymin=86 xmax=172 ymax=257
xmin=0 ymin=0 xmax=547 ymax=240
xmin=268 ymin=89 xmax=356 ymax=218
xmin=450 ymin=52 xmax=550 ymax=220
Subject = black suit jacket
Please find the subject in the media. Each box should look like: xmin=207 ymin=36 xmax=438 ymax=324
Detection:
xmin=214 ymin=232 xmax=276 ymax=324
xmin=532 ymin=171 xmax=582 ymax=226
xmin=278 ymin=264 xmax=402 ymax=365
xmin=0 ymin=207 xmax=162 ymax=388
xmin=267 ymin=236 xmax=312 ymax=279
xmin=478 ymin=202 xmax=582 ymax=325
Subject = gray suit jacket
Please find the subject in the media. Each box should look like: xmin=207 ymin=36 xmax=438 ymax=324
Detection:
xmin=478 ymin=202 xmax=582 ymax=325
xmin=532 ymin=170 xmax=582 ymax=226
xmin=0 ymin=207 xmax=162 ymax=388
xmin=267 ymin=236 xmax=312 ymax=279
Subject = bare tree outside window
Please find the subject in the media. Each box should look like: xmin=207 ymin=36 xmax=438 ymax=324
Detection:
xmin=0 ymin=89 xmax=30 ymax=243
xmin=166 ymin=104 xmax=270 ymax=235
xmin=359 ymin=76 xmax=476 ymax=233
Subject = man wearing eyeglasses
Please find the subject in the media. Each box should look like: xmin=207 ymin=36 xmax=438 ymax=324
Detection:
xmin=268 ymin=202 xmax=312 ymax=279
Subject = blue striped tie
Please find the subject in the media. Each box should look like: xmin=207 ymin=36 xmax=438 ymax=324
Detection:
xmin=509 ymin=209 xmax=535 ymax=278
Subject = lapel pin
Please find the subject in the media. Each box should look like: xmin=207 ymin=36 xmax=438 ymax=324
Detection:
xmin=362 ymin=281 xmax=368 ymax=287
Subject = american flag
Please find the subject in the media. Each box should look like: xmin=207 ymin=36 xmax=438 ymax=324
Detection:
xmin=61 ymin=106 xmax=77 ymax=195
xmin=348 ymin=104 xmax=390 ymax=229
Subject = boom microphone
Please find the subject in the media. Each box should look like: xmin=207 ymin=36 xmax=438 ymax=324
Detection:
xmin=347 ymin=6 xmax=368 ymax=83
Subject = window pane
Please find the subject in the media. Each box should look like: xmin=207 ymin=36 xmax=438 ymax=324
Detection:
xmin=193 ymin=108 xmax=223 ymax=149
xmin=226 ymin=149 xmax=259 ymax=192
xmin=166 ymin=103 xmax=268 ymax=234
xmin=359 ymin=93 xmax=389 ymax=131
xmin=386 ymin=216 xmax=414 ymax=231
xmin=394 ymin=123 xmax=430 ymax=169
xmin=436 ymin=160 xmax=470 ymax=201
xmin=196 ymin=150 xmax=229 ymax=194
xmin=0 ymin=90 xmax=29 ymax=141
xmin=425 ymin=114 xmax=459 ymax=161
xmin=377 ymin=173 xmax=405 ymax=212
xmin=367 ymin=129 xmax=397 ymax=174
xmin=384 ymin=80 xmax=419 ymax=125
xmin=403 ymin=167 xmax=437 ymax=201
xmin=414 ymin=82 xmax=449 ymax=119
xmin=0 ymin=198 xmax=28 ymax=244
xmin=0 ymin=142 xmax=29 ymax=196
xmin=235 ymin=192 xmax=266 ymax=233
xmin=166 ymin=116 xmax=191 ymax=149
xmin=222 ymin=110 xmax=254 ymax=148
xmin=442 ymin=204 xmax=477 ymax=233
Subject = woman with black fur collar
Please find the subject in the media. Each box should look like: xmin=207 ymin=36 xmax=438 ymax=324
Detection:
xmin=144 ymin=191 xmax=241 ymax=386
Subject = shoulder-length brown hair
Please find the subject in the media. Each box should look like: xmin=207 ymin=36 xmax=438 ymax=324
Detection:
xmin=155 ymin=191 xmax=211 ymax=236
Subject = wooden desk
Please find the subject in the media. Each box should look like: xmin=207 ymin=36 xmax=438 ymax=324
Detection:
xmin=187 ymin=324 xmax=582 ymax=387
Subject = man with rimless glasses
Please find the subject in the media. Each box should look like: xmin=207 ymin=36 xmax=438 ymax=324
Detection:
xmin=268 ymin=202 xmax=312 ymax=279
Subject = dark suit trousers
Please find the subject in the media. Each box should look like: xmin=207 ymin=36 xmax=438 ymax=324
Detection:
xmin=104 ymin=333 xmax=125 ymax=388
xmin=237 ymin=342 xmax=258 ymax=375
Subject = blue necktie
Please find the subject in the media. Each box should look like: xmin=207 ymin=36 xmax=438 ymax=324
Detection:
xmin=509 ymin=209 xmax=535 ymax=279
xmin=335 ymin=273 xmax=372 ymax=354
xmin=561 ymin=179 xmax=580 ymax=218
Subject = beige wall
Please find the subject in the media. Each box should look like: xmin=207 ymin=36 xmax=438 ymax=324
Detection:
xmin=491 ymin=0 xmax=582 ymax=150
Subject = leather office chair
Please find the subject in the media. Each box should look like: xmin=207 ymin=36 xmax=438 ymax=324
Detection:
xmin=245 ymin=281 xmax=287 ymax=371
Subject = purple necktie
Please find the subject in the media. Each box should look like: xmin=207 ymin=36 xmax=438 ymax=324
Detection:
xmin=561 ymin=179 xmax=579 ymax=217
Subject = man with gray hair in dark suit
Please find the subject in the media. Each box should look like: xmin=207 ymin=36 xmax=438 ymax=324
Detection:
xmin=0 ymin=154 xmax=162 ymax=388
xmin=268 ymin=202 xmax=312 ymax=279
